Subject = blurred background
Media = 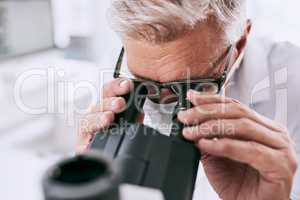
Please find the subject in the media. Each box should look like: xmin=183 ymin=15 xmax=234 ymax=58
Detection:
xmin=0 ymin=0 xmax=299 ymax=199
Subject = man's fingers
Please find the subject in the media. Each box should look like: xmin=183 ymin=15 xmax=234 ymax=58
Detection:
xmin=197 ymin=138 xmax=289 ymax=175
xmin=89 ymin=97 xmax=126 ymax=113
xmin=78 ymin=111 xmax=114 ymax=147
xmin=77 ymin=78 xmax=132 ymax=154
xmin=252 ymin=111 xmax=287 ymax=133
xmin=187 ymin=90 xmax=233 ymax=105
xmin=178 ymin=103 xmax=246 ymax=125
xmin=80 ymin=111 xmax=115 ymax=134
xmin=178 ymin=100 xmax=284 ymax=134
xmin=102 ymin=78 xmax=133 ymax=98
xmin=184 ymin=91 xmax=285 ymax=133
xmin=183 ymin=119 xmax=288 ymax=149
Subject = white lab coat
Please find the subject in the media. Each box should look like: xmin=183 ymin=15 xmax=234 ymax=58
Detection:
xmin=142 ymin=36 xmax=300 ymax=200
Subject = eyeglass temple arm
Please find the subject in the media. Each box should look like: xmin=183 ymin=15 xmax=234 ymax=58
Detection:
xmin=114 ymin=47 xmax=125 ymax=79
xmin=223 ymin=45 xmax=236 ymax=76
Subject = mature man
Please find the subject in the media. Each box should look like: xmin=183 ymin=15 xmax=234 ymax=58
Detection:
xmin=78 ymin=0 xmax=299 ymax=199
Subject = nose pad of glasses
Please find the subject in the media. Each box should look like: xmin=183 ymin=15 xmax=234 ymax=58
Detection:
xmin=144 ymin=82 xmax=161 ymax=100
xmin=170 ymin=84 xmax=187 ymax=97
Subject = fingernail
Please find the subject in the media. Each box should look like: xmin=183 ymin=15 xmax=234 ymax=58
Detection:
xmin=111 ymin=98 xmax=120 ymax=109
xmin=183 ymin=129 xmax=192 ymax=137
xmin=187 ymin=90 xmax=194 ymax=99
xmin=113 ymin=98 xmax=126 ymax=110
xmin=120 ymin=79 xmax=129 ymax=88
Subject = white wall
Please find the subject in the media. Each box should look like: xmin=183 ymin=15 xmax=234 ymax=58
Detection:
xmin=51 ymin=0 xmax=300 ymax=65
xmin=248 ymin=0 xmax=300 ymax=45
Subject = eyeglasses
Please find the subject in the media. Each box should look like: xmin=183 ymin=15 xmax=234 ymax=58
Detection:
xmin=113 ymin=44 xmax=236 ymax=102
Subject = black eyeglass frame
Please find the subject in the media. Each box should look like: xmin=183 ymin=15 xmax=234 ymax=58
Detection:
xmin=113 ymin=44 xmax=236 ymax=96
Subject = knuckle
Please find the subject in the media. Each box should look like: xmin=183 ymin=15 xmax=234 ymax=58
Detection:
xmin=280 ymin=133 xmax=292 ymax=145
xmin=232 ymin=98 xmax=241 ymax=104
xmin=194 ymin=105 xmax=213 ymax=118
xmin=193 ymin=106 xmax=205 ymax=114
xmin=248 ymin=141 xmax=263 ymax=155
xmin=247 ymin=141 xmax=265 ymax=164
xmin=206 ymin=119 xmax=218 ymax=128
xmin=287 ymin=152 xmax=299 ymax=174
xmin=237 ymin=117 xmax=247 ymax=128
xmin=202 ymin=120 xmax=218 ymax=135
xmin=222 ymin=119 xmax=235 ymax=137
xmin=181 ymin=109 xmax=200 ymax=124
xmin=290 ymin=157 xmax=298 ymax=174
xmin=226 ymin=97 xmax=238 ymax=104
xmin=274 ymin=121 xmax=288 ymax=133
xmin=100 ymin=111 xmax=115 ymax=125
xmin=235 ymin=104 xmax=248 ymax=115
xmin=103 ymin=79 xmax=124 ymax=96
xmin=238 ymin=118 xmax=252 ymax=132
xmin=197 ymin=124 xmax=210 ymax=136
xmin=219 ymin=140 xmax=233 ymax=154
xmin=277 ymin=150 xmax=298 ymax=177
xmin=111 ymin=78 xmax=122 ymax=87
xmin=229 ymin=118 xmax=246 ymax=138
xmin=284 ymin=149 xmax=298 ymax=174
xmin=228 ymin=100 xmax=249 ymax=115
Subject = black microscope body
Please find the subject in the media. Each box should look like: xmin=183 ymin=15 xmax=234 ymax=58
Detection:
xmin=43 ymin=81 xmax=200 ymax=200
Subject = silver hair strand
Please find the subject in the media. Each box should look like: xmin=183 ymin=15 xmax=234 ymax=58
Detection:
xmin=109 ymin=0 xmax=246 ymax=44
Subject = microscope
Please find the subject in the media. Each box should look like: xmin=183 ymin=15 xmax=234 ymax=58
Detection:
xmin=42 ymin=80 xmax=200 ymax=200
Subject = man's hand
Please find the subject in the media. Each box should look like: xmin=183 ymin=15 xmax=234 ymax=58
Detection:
xmin=77 ymin=78 xmax=133 ymax=153
xmin=178 ymin=90 xmax=298 ymax=200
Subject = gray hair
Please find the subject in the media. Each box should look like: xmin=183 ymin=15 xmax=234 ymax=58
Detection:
xmin=109 ymin=0 xmax=247 ymax=44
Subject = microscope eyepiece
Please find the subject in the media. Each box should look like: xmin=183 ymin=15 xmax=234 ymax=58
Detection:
xmin=43 ymin=153 xmax=120 ymax=200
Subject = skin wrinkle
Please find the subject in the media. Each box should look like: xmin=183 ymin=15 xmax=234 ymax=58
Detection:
xmin=125 ymin=20 xmax=226 ymax=82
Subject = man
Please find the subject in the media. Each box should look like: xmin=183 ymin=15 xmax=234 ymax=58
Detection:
xmin=78 ymin=0 xmax=299 ymax=199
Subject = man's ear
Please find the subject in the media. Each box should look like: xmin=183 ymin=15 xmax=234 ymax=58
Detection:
xmin=235 ymin=19 xmax=252 ymax=57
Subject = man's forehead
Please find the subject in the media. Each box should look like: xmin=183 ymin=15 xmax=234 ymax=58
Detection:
xmin=124 ymin=21 xmax=223 ymax=55
xmin=123 ymin=23 xmax=225 ymax=82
